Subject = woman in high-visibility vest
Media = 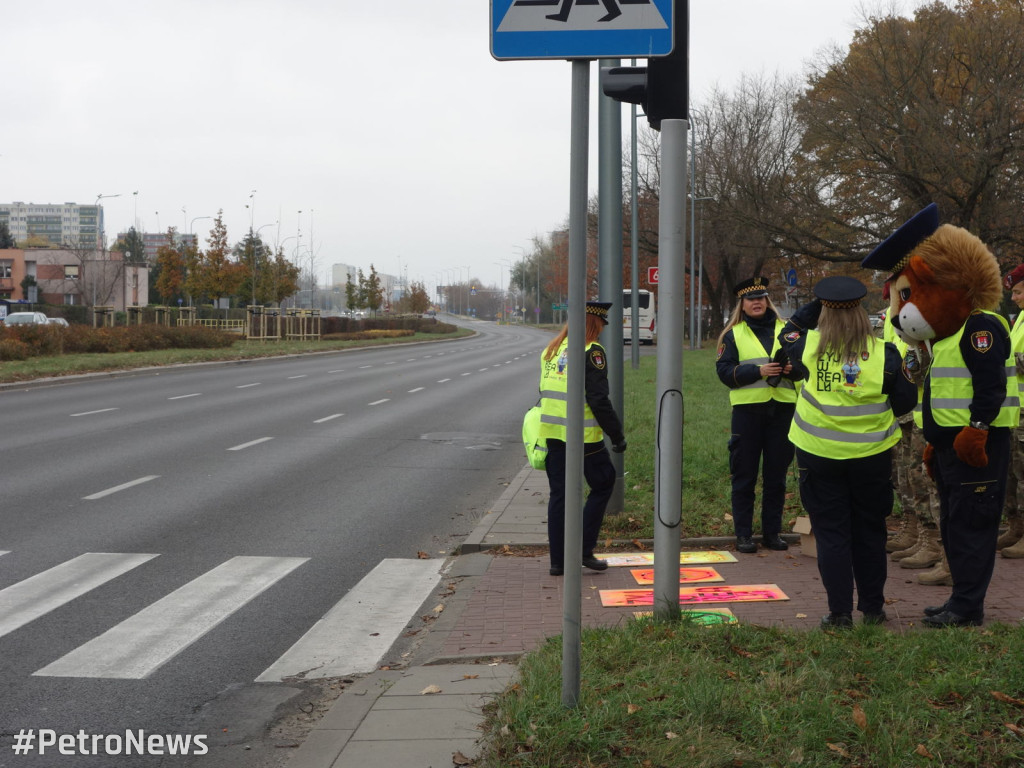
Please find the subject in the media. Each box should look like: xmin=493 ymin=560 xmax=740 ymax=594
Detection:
xmin=999 ymin=264 xmax=1024 ymax=558
xmin=715 ymin=277 xmax=800 ymax=554
xmin=779 ymin=276 xmax=917 ymax=629
xmin=538 ymin=302 xmax=627 ymax=576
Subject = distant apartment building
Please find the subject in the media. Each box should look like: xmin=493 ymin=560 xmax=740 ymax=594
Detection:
xmin=0 ymin=202 xmax=104 ymax=248
xmin=0 ymin=248 xmax=147 ymax=310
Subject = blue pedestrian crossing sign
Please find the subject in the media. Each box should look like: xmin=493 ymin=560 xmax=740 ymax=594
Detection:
xmin=491 ymin=0 xmax=674 ymax=61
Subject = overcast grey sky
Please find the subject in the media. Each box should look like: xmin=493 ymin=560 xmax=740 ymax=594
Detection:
xmin=1 ymin=0 xmax=882 ymax=293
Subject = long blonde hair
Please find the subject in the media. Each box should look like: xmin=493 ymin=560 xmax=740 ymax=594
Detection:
xmin=715 ymin=295 xmax=783 ymax=348
xmin=814 ymin=305 xmax=873 ymax=360
xmin=544 ymin=315 xmax=606 ymax=360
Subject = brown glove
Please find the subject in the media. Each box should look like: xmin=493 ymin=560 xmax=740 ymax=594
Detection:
xmin=953 ymin=425 xmax=989 ymax=467
xmin=922 ymin=442 xmax=935 ymax=480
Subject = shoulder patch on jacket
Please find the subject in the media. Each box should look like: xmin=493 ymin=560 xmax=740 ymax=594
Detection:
xmin=971 ymin=330 xmax=994 ymax=353
xmin=716 ymin=344 xmax=725 ymax=361
xmin=589 ymin=348 xmax=606 ymax=369
xmin=785 ymin=331 xmax=801 ymax=342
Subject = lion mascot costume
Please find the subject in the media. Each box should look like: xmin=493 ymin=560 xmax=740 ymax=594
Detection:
xmin=862 ymin=203 xmax=1020 ymax=627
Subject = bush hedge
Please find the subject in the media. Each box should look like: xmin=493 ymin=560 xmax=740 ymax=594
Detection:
xmin=0 ymin=325 xmax=236 ymax=360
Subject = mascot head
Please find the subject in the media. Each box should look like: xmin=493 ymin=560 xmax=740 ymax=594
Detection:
xmin=862 ymin=204 xmax=1002 ymax=343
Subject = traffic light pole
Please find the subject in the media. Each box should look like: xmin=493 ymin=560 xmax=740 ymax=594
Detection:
xmin=652 ymin=117 xmax=687 ymax=619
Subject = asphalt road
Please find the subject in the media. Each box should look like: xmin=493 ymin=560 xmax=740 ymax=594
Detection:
xmin=0 ymin=319 xmax=551 ymax=767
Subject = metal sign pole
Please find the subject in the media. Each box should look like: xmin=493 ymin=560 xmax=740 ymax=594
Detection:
xmin=562 ymin=58 xmax=590 ymax=710
xmin=599 ymin=56 xmax=625 ymax=515
xmin=653 ymin=117 xmax=687 ymax=619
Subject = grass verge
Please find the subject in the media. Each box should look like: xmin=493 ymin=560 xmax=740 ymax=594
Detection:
xmin=0 ymin=328 xmax=474 ymax=385
xmin=481 ymin=619 xmax=1024 ymax=767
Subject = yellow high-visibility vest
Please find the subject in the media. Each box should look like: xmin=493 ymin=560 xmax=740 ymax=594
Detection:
xmin=538 ymin=338 xmax=604 ymax=443
xmin=929 ymin=310 xmax=1019 ymax=428
xmin=789 ymin=331 xmax=899 ymax=458
xmin=728 ymin=321 xmax=796 ymax=406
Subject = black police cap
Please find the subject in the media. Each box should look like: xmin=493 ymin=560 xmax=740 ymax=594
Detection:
xmin=813 ymin=276 xmax=867 ymax=309
xmin=586 ymin=301 xmax=612 ymax=325
xmin=861 ymin=203 xmax=940 ymax=275
xmin=733 ymin=277 xmax=770 ymax=299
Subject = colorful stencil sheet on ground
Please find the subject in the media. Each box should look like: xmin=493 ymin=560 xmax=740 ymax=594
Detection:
xmin=599 ymin=584 xmax=789 ymax=607
xmin=595 ymin=551 xmax=738 ymax=567
xmin=629 ymin=567 xmax=724 ymax=585
xmin=633 ymin=607 xmax=738 ymax=625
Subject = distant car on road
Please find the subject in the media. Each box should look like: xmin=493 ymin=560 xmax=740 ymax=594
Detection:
xmin=2 ymin=311 xmax=50 ymax=326
xmin=47 ymin=317 xmax=70 ymax=328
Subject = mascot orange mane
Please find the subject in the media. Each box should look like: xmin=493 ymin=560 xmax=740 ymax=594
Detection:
xmin=862 ymin=203 xmax=1005 ymax=467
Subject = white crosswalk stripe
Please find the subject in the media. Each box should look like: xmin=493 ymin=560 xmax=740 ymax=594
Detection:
xmin=0 ymin=553 xmax=157 ymax=640
xmin=34 ymin=556 xmax=307 ymax=679
xmin=256 ymin=558 xmax=441 ymax=682
xmin=2 ymin=552 xmax=440 ymax=685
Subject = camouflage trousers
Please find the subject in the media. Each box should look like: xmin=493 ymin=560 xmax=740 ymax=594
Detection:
xmin=1002 ymin=426 xmax=1024 ymax=521
xmin=892 ymin=417 xmax=940 ymax=529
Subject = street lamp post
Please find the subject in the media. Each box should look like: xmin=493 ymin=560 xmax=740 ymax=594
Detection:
xmin=690 ymin=196 xmax=715 ymax=347
xmin=186 ymin=216 xmax=212 ymax=307
xmin=93 ymin=193 xmax=121 ymax=307
xmin=251 ymin=222 xmax=276 ymax=306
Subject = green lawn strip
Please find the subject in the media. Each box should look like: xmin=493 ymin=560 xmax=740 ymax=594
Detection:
xmin=482 ymin=620 xmax=1024 ymax=767
xmin=0 ymin=329 xmax=474 ymax=384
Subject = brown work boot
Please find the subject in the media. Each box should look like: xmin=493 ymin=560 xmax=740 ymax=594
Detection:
xmin=891 ymin=528 xmax=925 ymax=561
xmin=917 ymin=553 xmax=953 ymax=586
xmin=886 ymin=514 xmax=919 ymax=553
xmin=899 ymin=527 xmax=942 ymax=569
xmin=997 ymin=516 xmax=1024 ymax=550
xmin=1001 ymin=535 xmax=1024 ymax=558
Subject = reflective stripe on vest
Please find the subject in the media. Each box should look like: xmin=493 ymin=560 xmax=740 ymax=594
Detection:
xmin=538 ymin=339 xmax=603 ymax=442
xmin=930 ymin=311 xmax=1019 ymax=428
xmin=728 ymin=321 xmax=796 ymax=406
xmin=789 ymin=331 xmax=898 ymax=458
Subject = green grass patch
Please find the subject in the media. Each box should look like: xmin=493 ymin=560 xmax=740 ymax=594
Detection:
xmin=609 ymin=350 xmax=799 ymax=541
xmin=482 ymin=619 xmax=1024 ymax=767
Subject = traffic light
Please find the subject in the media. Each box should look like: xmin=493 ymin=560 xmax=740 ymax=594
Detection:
xmin=600 ymin=1 xmax=688 ymax=130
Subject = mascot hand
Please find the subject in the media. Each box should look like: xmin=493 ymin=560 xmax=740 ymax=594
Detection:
xmin=953 ymin=425 xmax=989 ymax=467
xmin=922 ymin=443 xmax=935 ymax=480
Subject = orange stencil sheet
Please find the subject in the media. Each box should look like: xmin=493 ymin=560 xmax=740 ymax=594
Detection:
xmin=600 ymin=584 xmax=789 ymax=607
xmin=629 ymin=567 xmax=724 ymax=585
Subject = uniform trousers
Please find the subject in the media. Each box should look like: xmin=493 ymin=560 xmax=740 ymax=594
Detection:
xmin=796 ymin=447 xmax=892 ymax=616
xmin=932 ymin=430 xmax=1010 ymax=619
xmin=728 ymin=403 xmax=795 ymax=538
xmin=544 ymin=439 xmax=616 ymax=568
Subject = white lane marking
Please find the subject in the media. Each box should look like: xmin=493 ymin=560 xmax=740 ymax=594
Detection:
xmin=83 ymin=476 xmax=160 ymax=500
xmin=478 ymin=368 xmax=490 ymax=372
xmin=168 ymin=393 xmax=201 ymax=400
xmin=256 ymin=559 xmax=440 ymax=682
xmin=408 ymin=387 xmax=425 ymax=393
xmin=237 ymin=383 xmax=261 ymax=389
xmin=35 ymin=556 xmax=308 ymax=679
xmin=71 ymin=408 xmax=119 ymax=417
xmin=0 ymin=553 xmax=157 ymax=640
xmin=368 ymin=399 xmax=390 ymax=406
xmin=287 ymin=375 xmax=307 ymax=380
xmin=437 ymin=378 xmax=451 ymax=383
xmin=406 ymin=359 xmax=417 ymax=362
xmin=385 ymin=362 xmax=396 ymax=366
xmin=358 ymin=365 xmax=372 ymax=369
xmin=227 ymin=437 xmax=274 ymax=451
xmin=328 ymin=369 xmax=345 ymax=374
xmin=314 ymin=414 xmax=344 ymax=423
xmin=461 ymin=372 xmax=472 ymax=377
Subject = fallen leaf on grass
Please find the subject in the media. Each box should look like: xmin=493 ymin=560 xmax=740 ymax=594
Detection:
xmin=826 ymin=743 xmax=850 ymax=758
xmin=915 ymin=744 xmax=934 ymax=758
xmin=992 ymin=690 xmax=1024 ymax=707
xmin=626 ymin=703 xmax=642 ymax=714
xmin=731 ymin=645 xmax=754 ymax=658
xmin=665 ymin=731 xmax=678 ymax=740
xmin=631 ymin=539 xmax=647 ymax=550
xmin=1005 ymin=723 xmax=1024 ymax=737
xmin=852 ymin=703 xmax=868 ymax=731
xmin=420 ymin=684 xmax=442 ymax=695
